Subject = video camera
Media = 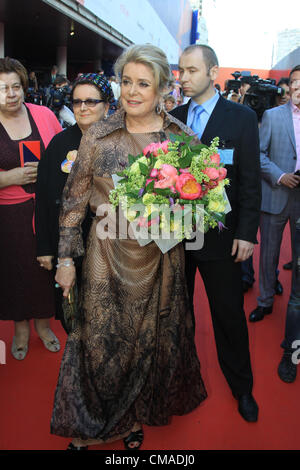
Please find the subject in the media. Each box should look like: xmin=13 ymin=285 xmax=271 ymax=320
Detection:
xmin=243 ymin=76 xmax=285 ymax=121
xmin=47 ymin=84 xmax=72 ymax=112
xmin=25 ymin=87 xmax=46 ymax=106
xmin=225 ymin=71 xmax=286 ymax=120
xmin=226 ymin=71 xmax=242 ymax=94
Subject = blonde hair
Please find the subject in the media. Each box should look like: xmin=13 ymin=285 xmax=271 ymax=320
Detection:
xmin=114 ymin=44 xmax=172 ymax=93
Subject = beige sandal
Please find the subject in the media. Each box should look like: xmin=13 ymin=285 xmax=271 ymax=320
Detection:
xmin=11 ymin=336 xmax=29 ymax=360
xmin=39 ymin=330 xmax=60 ymax=352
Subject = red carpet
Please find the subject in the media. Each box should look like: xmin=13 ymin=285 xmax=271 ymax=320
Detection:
xmin=0 ymin=225 xmax=298 ymax=450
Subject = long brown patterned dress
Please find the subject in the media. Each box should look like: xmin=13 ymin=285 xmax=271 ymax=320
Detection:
xmin=51 ymin=109 xmax=207 ymax=441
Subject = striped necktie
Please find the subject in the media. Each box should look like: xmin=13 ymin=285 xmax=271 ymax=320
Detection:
xmin=191 ymin=105 xmax=205 ymax=139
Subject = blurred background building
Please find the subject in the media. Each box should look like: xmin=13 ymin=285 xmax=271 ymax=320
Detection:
xmin=188 ymin=0 xmax=299 ymax=85
xmin=272 ymin=28 xmax=300 ymax=71
xmin=189 ymin=0 xmax=217 ymax=45
xmin=0 ymin=0 xmax=195 ymax=81
xmin=0 ymin=0 xmax=298 ymax=89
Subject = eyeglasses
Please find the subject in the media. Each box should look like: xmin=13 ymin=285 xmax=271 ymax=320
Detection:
xmin=72 ymin=99 xmax=104 ymax=108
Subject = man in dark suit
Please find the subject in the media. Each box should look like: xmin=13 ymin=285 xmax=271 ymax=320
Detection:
xmin=43 ymin=65 xmax=58 ymax=88
xmin=170 ymin=44 xmax=261 ymax=422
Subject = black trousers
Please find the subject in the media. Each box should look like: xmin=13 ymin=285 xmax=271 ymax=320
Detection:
xmin=185 ymin=251 xmax=253 ymax=396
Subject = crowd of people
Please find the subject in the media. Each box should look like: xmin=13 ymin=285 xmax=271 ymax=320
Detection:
xmin=0 ymin=42 xmax=299 ymax=451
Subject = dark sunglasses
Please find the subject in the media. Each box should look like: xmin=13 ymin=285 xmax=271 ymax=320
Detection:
xmin=72 ymin=98 xmax=104 ymax=108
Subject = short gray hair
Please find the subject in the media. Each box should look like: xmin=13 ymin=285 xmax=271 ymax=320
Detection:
xmin=114 ymin=44 xmax=173 ymax=93
xmin=182 ymin=44 xmax=219 ymax=71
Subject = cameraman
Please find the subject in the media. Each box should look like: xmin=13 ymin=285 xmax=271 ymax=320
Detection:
xmin=25 ymin=71 xmax=46 ymax=106
xmin=240 ymin=75 xmax=284 ymax=295
xmin=276 ymin=77 xmax=290 ymax=107
xmin=225 ymin=74 xmax=259 ymax=292
xmin=227 ymin=90 xmax=240 ymax=103
xmin=224 ymin=72 xmax=241 ymax=102
xmin=48 ymin=75 xmax=75 ymax=128
xmin=239 ymin=77 xmax=252 ymax=104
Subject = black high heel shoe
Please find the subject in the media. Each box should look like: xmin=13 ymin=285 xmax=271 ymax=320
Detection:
xmin=66 ymin=442 xmax=88 ymax=451
xmin=123 ymin=429 xmax=144 ymax=450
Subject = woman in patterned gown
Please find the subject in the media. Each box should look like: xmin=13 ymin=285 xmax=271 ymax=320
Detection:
xmin=52 ymin=44 xmax=207 ymax=450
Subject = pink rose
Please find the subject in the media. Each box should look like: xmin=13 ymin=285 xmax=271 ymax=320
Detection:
xmin=218 ymin=167 xmax=227 ymax=181
xmin=203 ymin=167 xmax=219 ymax=180
xmin=154 ymin=164 xmax=178 ymax=189
xmin=179 ymin=168 xmax=191 ymax=174
xmin=210 ymin=153 xmax=221 ymax=165
xmin=155 ymin=180 xmax=168 ymax=189
xmin=138 ymin=216 xmax=159 ymax=228
xmin=150 ymin=168 xmax=158 ymax=178
xmin=143 ymin=140 xmax=170 ymax=157
xmin=175 ymin=173 xmax=202 ymax=200
xmin=138 ymin=216 xmax=148 ymax=227
xmin=143 ymin=143 xmax=159 ymax=156
xmin=151 ymin=143 xmax=162 ymax=157
xmin=159 ymin=140 xmax=170 ymax=154
xmin=147 ymin=216 xmax=160 ymax=227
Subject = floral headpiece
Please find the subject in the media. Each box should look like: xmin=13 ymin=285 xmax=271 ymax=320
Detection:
xmin=72 ymin=73 xmax=114 ymax=103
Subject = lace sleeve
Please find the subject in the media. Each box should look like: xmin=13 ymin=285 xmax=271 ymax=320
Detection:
xmin=58 ymin=128 xmax=97 ymax=258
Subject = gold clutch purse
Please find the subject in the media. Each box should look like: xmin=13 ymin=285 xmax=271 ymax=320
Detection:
xmin=62 ymin=284 xmax=79 ymax=333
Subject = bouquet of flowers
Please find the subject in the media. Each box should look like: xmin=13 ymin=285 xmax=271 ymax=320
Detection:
xmin=109 ymin=134 xmax=230 ymax=252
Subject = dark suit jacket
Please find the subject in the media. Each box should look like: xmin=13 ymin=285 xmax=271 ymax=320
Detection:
xmin=170 ymin=96 xmax=261 ymax=260
xmin=42 ymin=72 xmax=56 ymax=88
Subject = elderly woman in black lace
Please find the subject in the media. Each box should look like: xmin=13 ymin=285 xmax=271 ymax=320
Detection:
xmin=52 ymin=44 xmax=207 ymax=450
xmin=35 ymin=74 xmax=113 ymax=333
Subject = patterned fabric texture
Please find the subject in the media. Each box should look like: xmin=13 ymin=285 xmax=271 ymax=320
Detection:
xmin=51 ymin=109 xmax=207 ymax=440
